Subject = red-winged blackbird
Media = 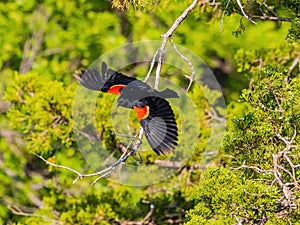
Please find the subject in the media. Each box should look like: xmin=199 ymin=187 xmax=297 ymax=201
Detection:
xmin=74 ymin=62 xmax=178 ymax=155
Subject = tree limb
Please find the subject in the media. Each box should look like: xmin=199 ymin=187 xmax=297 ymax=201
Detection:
xmin=145 ymin=0 xmax=200 ymax=90
xmin=236 ymin=0 xmax=256 ymax=24
xmin=8 ymin=205 xmax=62 ymax=225
xmin=231 ymin=161 xmax=273 ymax=174
xmin=169 ymin=37 xmax=196 ymax=92
xmin=37 ymin=129 xmax=144 ymax=185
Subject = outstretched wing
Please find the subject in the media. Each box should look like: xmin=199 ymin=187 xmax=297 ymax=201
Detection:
xmin=134 ymin=97 xmax=178 ymax=155
xmin=74 ymin=62 xmax=136 ymax=94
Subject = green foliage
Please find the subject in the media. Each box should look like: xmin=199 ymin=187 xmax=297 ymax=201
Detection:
xmin=185 ymin=167 xmax=280 ymax=224
xmin=112 ymin=0 xmax=157 ymax=10
xmin=234 ymin=43 xmax=299 ymax=76
xmin=282 ymin=0 xmax=300 ymax=13
xmin=0 ymin=0 xmax=126 ymax=82
xmin=185 ymin=2 xmax=300 ymax=223
xmin=221 ymin=0 xmax=298 ymax=20
xmin=1 ymin=0 xmax=300 ymax=224
xmin=287 ymin=18 xmax=300 ymax=44
xmin=224 ymin=66 xmax=300 ymax=168
xmin=4 ymin=72 xmax=75 ymax=155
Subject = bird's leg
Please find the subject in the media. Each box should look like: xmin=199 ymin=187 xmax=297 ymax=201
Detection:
xmin=137 ymin=151 xmax=143 ymax=165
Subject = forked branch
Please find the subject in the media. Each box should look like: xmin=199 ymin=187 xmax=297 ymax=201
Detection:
xmin=144 ymin=0 xmax=199 ymax=91
xmin=37 ymin=128 xmax=143 ymax=185
xmin=234 ymin=125 xmax=299 ymax=207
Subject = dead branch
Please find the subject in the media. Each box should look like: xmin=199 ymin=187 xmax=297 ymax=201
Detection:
xmin=205 ymin=107 xmax=226 ymax=124
xmin=251 ymin=15 xmax=292 ymax=22
xmin=236 ymin=0 xmax=256 ymax=24
xmin=145 ymin=0 xmax=200 ymax=90
xmin=169 ymin=37 xmax=196 ymax=92
xmin=37 ymin=128 xmax=144 ymax=185
xmin=287 ymin=57 xmax=299 ymax=76
xmin=144 ymin=49 xmax=159 ymax=83
xmin=111 ymin=202 xmax=155 ymax=225
xmin=221 ymin=0 xmax=292 ymax=31
xmin=234 ymin=124 xmax=298 ymax=208
xmin=231 ymin=161 xmax=273 ymax=174
xmin=271 ymin=89 xmax=284 ymax=115
xmin=220 ymin=0 xmax=232 ymax=31
xmin=272 ymin=153 xmax=292 ymax=201
xmin=8 ymin=205 xmax=63 ymax=225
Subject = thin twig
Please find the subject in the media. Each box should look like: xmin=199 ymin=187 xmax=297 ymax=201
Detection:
xmin=148 ymin=0 xmax=200 ymax=89
xmin=271 ymin=89 xmax=284 ymax=115
xmin=251 ymin=15 xmax=292 ymax=22
xmin=220 ymin=0 xmax=232 ymax=32
xmin=236 ymin=0 xmax=256 ymax=24
xmin=169 ymin=37 xmax=196 ymax=92
xmin=262 ymin=1 xmax=277 ymax=17
xmin=140 ymin=203 xmax=154 ymax=224
xmin=144 ymin=49 xmax=159 ymax=83
xmin=231 ymin=161 xmax=273 ymax=174
xmin=37 ymin=129 xmax=144 ymax=185
xmin=205 ymin=107 xmax=226 ymax=124
xmin=8 ymin=205 xmax=63 ymax=225
xmin=287 ymin=57 xmax=299 ymax=75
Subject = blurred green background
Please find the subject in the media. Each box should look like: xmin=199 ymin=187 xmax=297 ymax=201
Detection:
xmin=0 ymin=0 xmax=299 ymax=224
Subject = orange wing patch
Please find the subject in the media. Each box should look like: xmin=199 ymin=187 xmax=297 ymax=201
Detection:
xmin=133 ymin=105 xmax=150 ymax=121
xmin=107 ymin=84 xmax=126 ymax=95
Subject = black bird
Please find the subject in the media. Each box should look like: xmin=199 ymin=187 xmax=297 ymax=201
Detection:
xmin=74 ymin=62 xmax=178 ymax=155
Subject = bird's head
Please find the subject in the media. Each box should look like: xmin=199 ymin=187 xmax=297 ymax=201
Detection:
xmin=117 ymin=96 xmax=132 ymax=108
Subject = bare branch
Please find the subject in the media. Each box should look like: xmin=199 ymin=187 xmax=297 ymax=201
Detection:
xmin=231 ymin=161 xmax=273 ymax=174
xmin=221 ymin=0 xmax=292 ymax=31
xmin=287 ymin=57 xmax=299 ymax=75
xmin=275 ymin=125 xmax=297 ymax=153
xmin=111 ymin=202 xmax=154 ymax=225
xmin=271 ymin=89 xmax=284 ymax=115
xmin=220 ymin=0 xmax=232 ymax=32
xmin=8 ymin=205 xmax=63 ymax=225
xmin=251 ymin=15 xmax=292 ymax=22
xmin=272 ymin=153 xmax=293 ymax=201
xmin=140 ymin=203 xmax=154 ymax=224
xmin=146 ymin=0 xmax=200 ymax=90
xmin=234 ymin=124 xmax=298 ymax=205
xmin=37 ymin=129 xmax=144 ymax=185
xmin=236 ymin=0 xmax=256 ymax=24
xmin=144 ymin=49 xmax=159 ymax=83
xmin=205 ymin=107 xmax=226 ymax=124
xmin=262 ymin=1 xmax=277 ymax=17
xmin=169 ymin=37 xmax=196 ymax=92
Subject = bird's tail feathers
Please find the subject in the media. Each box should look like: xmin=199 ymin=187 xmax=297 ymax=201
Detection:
xmin=159 ymin=88 xmax=179 ymax=98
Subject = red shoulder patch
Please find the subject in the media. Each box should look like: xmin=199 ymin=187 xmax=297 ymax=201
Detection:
xmin=107 ymin=84 xmax=126 ymax=95
xmin=133 ymin=105 xmax=150 ymax=121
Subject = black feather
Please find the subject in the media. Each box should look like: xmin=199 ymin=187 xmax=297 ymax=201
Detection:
xmin=139 ymin=96 xmax=178 ymax=155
